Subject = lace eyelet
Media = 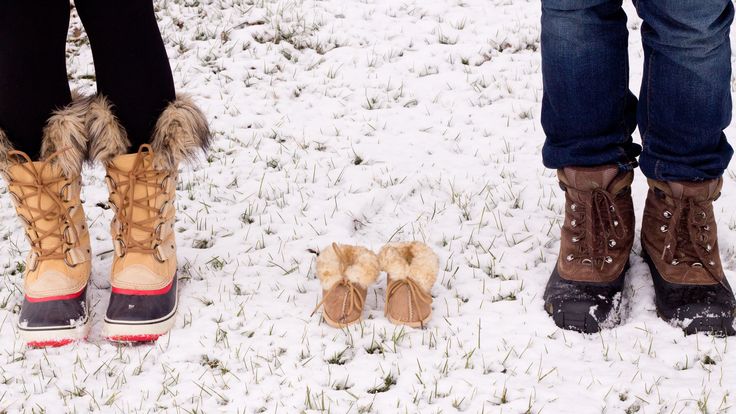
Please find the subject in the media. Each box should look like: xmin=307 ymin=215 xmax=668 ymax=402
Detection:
xmin=63 ymin=225 xmax=73 ymax=245
xmin=59 ymin=183 xmax=71 ymax=202
xmin=608 ymin=239 xmax=616 ymax=247
xmin=28 ymin=252 xmax=39 ymax=272
xmin=9 ymin=191 xmax=21 ymax=205
xmin=604 ymin=256 xmax=613 ymax=264
xmin=570 ymin=204 xmax=577 ymax=212
xmin=609 ymin=205 xmax=615 ymax=213
xmin=566 ymin=254 xmax=574 ymax=261
xmin=705 ymin=244 xmax=712 ymax=252
xmin=105 ymin=175 xmax=117 ymax=191
xmin=154 ymin=244 xmax=167 ymax=263
xmin=663 ymin=210 xmax=672 ymax=219
xmin=570 ymin=220 xmax=577 ymax=227
xmin=571 ymin=237 xmax=580 ymax=243
xmin=613 ymin=220 xmax=619 ymax=227
xmin=63 ymin=248 xmax=79 ymax=268
xmin=114 ymin=238 xmax=127 ymax=258
xmin=660 ymin=225 xmax=668 ymax=233
xmin=671 ymin=259 xmax=680 ymax=266
xmin=160 ymin=175 xmax=171 ymax=190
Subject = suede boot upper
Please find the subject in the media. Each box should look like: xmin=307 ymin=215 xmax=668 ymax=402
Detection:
xmin=105 ymin=146 xmax=177 ymax=291
xmin=5 ymin=154 xmax=91 ymax=298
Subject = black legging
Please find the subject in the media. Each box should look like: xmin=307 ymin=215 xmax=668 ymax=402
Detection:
xmin=0 ymin=0 xmax=175 ymax=159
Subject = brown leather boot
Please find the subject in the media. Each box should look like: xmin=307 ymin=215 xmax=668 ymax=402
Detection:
xmin=641 ymin=178 xmax=735 ymax=336
xmin=86 ymin=94 xmax=210 ymax=342
xmin=0 ymin=98 xmax=91 ymax=347
xmin=544 ymin=165 xmax=635 ymax=333
xmin=379 ymin=242 xmax=438 ymax=328
xmin=314 ymin=243 xmax=379 ymax=328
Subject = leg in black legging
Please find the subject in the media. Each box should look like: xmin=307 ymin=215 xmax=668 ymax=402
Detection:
xmin=0 ymin=1 xmax=71 ymax=159
xmin=75 ymin=0 xmax=175 ymax=151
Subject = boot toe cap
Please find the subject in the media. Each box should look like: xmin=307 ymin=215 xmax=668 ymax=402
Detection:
xmin=19 ymin=288 xmax=88 ymax=330
xmin=544 ymin=265 xmax=626 ymax=333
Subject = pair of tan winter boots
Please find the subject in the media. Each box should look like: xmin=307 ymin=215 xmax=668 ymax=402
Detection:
xmin=313 ymin=242 xmax=439 ymax=328
xmin=0 ymin=94 xmax=209 ymax=347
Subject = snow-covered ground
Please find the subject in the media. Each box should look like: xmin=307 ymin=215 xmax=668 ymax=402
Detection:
xmin=1 ymin=0 xmax=735 ymax=412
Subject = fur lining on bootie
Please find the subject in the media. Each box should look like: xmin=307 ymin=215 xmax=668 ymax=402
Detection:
xmin=379 ymin=242 xmax=439 ymax=293
xmin=88 ymin=94 xmax=210 ymax=169
xmin=316 ymin=243 xmax=380 ymax=290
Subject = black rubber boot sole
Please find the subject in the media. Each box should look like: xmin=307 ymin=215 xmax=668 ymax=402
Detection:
xmin=18 ymin=287 xmax=90 ymax=346
xmin=642 ymin=249 xmax=735 ymax=337
xmin=543 ymin=264 xmax=627 ymax=334
xmin=103 ymin=275 xmax=178 ymax=342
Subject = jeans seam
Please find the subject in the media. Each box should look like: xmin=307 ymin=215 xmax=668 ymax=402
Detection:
xmin=643 ymin=50 xmax=656 ymax=177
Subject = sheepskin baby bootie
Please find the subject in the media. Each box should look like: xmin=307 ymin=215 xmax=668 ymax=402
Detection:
xmin=379 ymin=242 xmax=438 ymax=328
xmin=314 ymin=243 xmax=380 ymax=327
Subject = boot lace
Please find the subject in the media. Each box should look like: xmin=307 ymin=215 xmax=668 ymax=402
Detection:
xmin=386 ymin=277 xmax=432 ymax=325
xmin=657 ymin=191 xmax=730 ymax=291
xmin=6 ymin=150 xmax=83 ymax=269
xmin=311 ymin=243 xmax=365 ymax=324
xmin=566 ymin=186 xmax=627 ymax=269
xmin=107 ymin=144 xmax=170 ymax=259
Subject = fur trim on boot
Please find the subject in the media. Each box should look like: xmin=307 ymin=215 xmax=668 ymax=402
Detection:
xmin=1 ymin=92 xmax=89 ymax=177
xmin=151 ymin=95 xmax=211 ymax=169
xmin=88 ymin=94 xmax=210 ymax=169
xmin=87 ymin=95 xmax=130 ymax=166
xmin=378 ymin=242 xmax=439 ymax=293
xmin=316 ymin=243 xmax=380 ymax=290
xmin=0 ymin=127 xmax=12 ymax=172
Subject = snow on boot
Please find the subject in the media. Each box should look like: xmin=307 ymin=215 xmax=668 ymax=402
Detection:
xmin=87 ymin=94 xmax=210 ymax=342
xmin=1 ymin=99 xmax=91 ymax=347
xmin=544 ymin=165 xmax=635 ymax=333
xmin=313 ymin=243 xmax=379 ymax=328
xmin=379 ymin=242 xmax=437 ymax=328
xmin=641 ymin=178 xmax=735 ymax=336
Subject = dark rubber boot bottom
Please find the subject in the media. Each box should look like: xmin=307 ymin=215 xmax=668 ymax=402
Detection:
xmin=642 ymin=249 xmax=735 ymax=337
xmin=543 ymin=264 xmax=627 ymax=334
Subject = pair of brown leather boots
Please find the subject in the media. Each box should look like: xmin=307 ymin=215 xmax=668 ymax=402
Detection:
xmin=545 ymin=165 xmax=735 ymax=336
xmin=314 ymin=242 xmax=439 ymax=328
xmin=0 ymin=94 xmax=209 ymax=347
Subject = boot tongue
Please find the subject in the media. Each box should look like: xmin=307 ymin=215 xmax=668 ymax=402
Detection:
xmin=664 ymin=178 xmax=722 ymax=202
xmin=561 ymin=165 xmax=620 ymax=191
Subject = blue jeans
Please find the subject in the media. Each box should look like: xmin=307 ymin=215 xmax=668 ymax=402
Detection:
xmin=541 ymin=0 xmax=734 ymax=180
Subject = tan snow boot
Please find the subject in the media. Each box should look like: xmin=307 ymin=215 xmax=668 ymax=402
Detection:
xmin=313 ymin=243 xmax=379 ymax=328
xmin=86 ymin=94 xmax=210 ymax=342
xmin=0 ymin=98 xmax=92 ymax=347
xmin=379 ymin=242 xmax=438 ymax=328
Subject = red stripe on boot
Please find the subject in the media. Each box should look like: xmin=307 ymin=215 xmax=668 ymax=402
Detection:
xmin=111 ymin=279 xmax=174 ymax=296
xmin=25 ymin=288 xmax=85 ymax=303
